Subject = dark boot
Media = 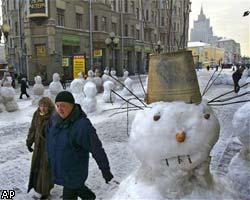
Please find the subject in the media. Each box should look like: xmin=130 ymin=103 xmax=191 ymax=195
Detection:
xmin=40 ymin=194 xmax=49 ymax=199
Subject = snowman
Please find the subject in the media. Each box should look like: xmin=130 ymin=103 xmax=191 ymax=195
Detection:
xmin=103 ymin=81 xmax=116 ymax=103
xmin=86 ymin=69 xmax=95 ymax=83
xmin=82 ymin=81 xmax=97 ymax=113
xmin=93 ymin=69 xmax=103 ymax=93
xmin=121 ymin=77 xmax=134 ymax=96
xmin=49 ymin=73 xmax=63 ymax=102
xmin=118 ymin=70 xmax=129 ymax=90
xmin=226 ymin=102 xmax=250 ymax=199
xmin=110 ymin=69 xmax=119 ymax=89
xmin=112 ymin=52 xmax=235 ymax=199
xmin=1 ymin=76 xmax=19 ymax=112
xmin=70 ymin=77 xmax=85 ymax=109
xmin=32 ymin=75 xmax=45 ymax=106
xmin=102 ymin=67 xmax=111 ymax=83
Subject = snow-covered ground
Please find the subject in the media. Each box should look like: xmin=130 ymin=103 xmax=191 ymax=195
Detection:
xmin=0 ymin=69 xmax=249 ymax=199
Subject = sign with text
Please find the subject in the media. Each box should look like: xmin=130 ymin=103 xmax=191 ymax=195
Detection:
xmin=35 ymin=44 xmax=46 ymax=57
xmin=73 ymin=55 xmax=85 ymax=79
xmin=28 ymin=0 xmax=48 ymax=18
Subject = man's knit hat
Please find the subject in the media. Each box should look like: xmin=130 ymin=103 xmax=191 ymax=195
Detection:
xmin=55 ymin=91 xmax=75 ymax=104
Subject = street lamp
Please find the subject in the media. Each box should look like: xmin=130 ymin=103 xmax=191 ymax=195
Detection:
xmin=155 ymin=40 xmax=163 ymax=54
xmin=0 ymin=23 xmax=11 ymax=44
xmin=105 ymin=32 xmax=119 ymax=73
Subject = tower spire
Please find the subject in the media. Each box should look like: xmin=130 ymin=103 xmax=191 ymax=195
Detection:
xmin=200 ymin=4 xmax=204 ymax=15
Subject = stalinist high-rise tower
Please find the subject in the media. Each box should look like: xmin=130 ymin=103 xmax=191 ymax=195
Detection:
xmin=190 ymin=6 xmax=215 ymax=44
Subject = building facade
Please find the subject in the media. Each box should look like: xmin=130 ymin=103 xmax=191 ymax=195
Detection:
xmin=216 ymin=38 xmax=241 ymax=65
xmin=188 ymin=41 xmax=224 ymax=68
xmin=2 ymin=0 xmax=191 ymax=82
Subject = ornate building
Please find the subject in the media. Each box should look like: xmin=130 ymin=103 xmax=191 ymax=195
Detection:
xmin=2 ymin=0 xmax=191 ymax=82
xmin=190 ymin=6 xmax=216 ymax=44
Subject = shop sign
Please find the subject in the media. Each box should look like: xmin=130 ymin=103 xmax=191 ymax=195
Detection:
xmin=28 ymin=0 xmax=48 ymax=18
xmin=73 ymin=55 xmax=85 ymax=79
xmin=35 ymin=44 xmax=46 ymax=57
xmin=62 ymin=57 xmax=70 ymax=67
xmin=94 ymin=50 xmax=102 ymax=57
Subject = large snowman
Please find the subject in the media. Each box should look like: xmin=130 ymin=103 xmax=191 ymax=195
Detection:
xmin=112 ymin=52 xmax=234 ymax=199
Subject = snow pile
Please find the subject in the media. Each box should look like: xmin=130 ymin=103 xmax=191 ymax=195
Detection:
xmin=82 ymin=81 xmax=97 ymax=113
xmin=226 ymin=102 xmax=250 ymax=199
xmin=112 ymin=101 xmax=234 ymax=199
xmin=213 ymin=72 xmax=233 ymax=85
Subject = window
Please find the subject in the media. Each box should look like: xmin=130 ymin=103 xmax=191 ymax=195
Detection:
xmin=136 ymin=8 xmax=139 ymax=19
xmin=57 ymin=8 xmax=65 ymax=26
xmin=161 ymin=16 xmax=164 ymax=26
xmin=76 ymin=13 xmax=83 ymax=29
xmin=124 ymin=0 xmax=128 ymax=13
xmin=151 ymin=11 xmax=154 ymax=22
xmin=136 ymin=29 xmax=140 ymax=40
xmin=112 ymin=22 xmax=117 ymax=34
xmin=146 ymin=10 xmax=149 ymax=21
xmin=124 ymin=24 xmax=128 ymax=36
xmin=15 ymin=22 xmax=18 ymax=36
xmin=94 ymin=16 xmax=98 ymax=31
xmin=101 ymin=16 xmax=107 ymax=31
xmin=111 ymin=0 xmax=116 ymax=11
xmin=130 ymin=25 xmax=135 ymax=37
xmin=130 ymin=1 xmax=135 ymax=13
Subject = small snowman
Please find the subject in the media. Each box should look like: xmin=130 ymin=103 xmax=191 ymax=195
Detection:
xmin=110 ymin=69 xmax=118 ymax=88
xmin=49 ymin=73 xmax=63 ymax=102
xmin=82 ymin=81 xmax=97 ymax=113
xmin=102 ymin=67 xmax=110 ymax=83
xmin=122 ymin=77 xmax=134 ymax=96
xmin=226 ymin=102 xmax=250 ymax=199
xmin=86 ymin=69 xmax=95 ymax=83
xmin=1 ymin=76 xmax=19 ymax=112
xmin=32 ymin=75 xmax=45 ymax=106
xmin=103 ymin=81 xmax=116 ymax=103
xmin=118 ymin=70 xmax=129 ymax=90
xmin=70 ymin=78 xmax=85 ymax=109
xmin=93 ymin=69 xmax=103 ymax=93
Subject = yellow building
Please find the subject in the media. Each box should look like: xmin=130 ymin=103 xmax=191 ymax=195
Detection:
xmin=188 ymin=42 xmax=224 ymax=68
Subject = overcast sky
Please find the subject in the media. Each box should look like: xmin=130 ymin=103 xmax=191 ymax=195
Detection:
xmin=189 ymin=0 xmax=250 ymax=56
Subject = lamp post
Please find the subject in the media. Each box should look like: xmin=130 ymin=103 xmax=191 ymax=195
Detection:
xmin=105 ymin=32 xmax=119 ymax=73
xmin=155 ymin=40 xmax=163 ymax=54
xmin=0 ymin=23 xmax=10 ymax=44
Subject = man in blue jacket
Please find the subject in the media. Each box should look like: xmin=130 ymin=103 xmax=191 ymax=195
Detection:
xmin=46 ymin=91 xmax=113 ymax=200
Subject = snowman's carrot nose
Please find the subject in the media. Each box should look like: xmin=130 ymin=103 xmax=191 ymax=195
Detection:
xmin=176 ymin=131 xmax=186 ymax=142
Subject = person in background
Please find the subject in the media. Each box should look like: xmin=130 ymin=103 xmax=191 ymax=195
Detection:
xmin=46 ymin=91 xmax=113 ymax=200
xmin=232 ymin=66 xmax=245 ymax=93
xmin=60 ymin=73 xmax=66 ymax=90
xmin=19 ymin=77 xmax=30 ymax=99
xmin=26 ymin=97 xmax=55 ymax=199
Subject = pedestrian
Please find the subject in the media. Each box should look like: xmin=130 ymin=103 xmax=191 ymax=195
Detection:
xmin=46 ymin=91 xmax=113 ymax=200
xmin=232 ymin=67 xmax=244 ymax=93
xmin=19 ymin=77 xmax=30 ymax=99
xmin=26 ymin=97 xmax=55 ymax=199
xmin=60 ymin=73 xmax=66 ymax=90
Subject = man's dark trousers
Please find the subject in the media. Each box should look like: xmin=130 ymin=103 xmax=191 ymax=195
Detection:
xmin=63 ymin=185 xmax=96 ymax=200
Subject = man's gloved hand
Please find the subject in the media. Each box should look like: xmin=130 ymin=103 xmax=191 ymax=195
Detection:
xmin=27 ymin=145 xmax=33 ymax=153
xmin=101 ymin=170 xmax=113 ymax=184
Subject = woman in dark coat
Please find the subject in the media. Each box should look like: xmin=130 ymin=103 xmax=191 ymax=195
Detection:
xmin=26 ymin=97 xmax=55 ymax=199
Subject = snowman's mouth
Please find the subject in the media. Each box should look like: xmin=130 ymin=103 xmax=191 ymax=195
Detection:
xmin=164 ymin=155 xmax=193 ymax=166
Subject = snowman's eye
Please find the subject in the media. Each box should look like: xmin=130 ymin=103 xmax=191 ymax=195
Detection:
xmin=153 ymin=114 xmax=161 ymax=121
xmin=176 ymin=131 xmax=186 ymax=142
xmin=204 ymin=113 xmax=210 ymax=119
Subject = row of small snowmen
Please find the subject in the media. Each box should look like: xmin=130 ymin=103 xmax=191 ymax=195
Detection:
xmin=33 ymin=68 xmax=134 ymax=114
xmin=0 ymin=74 xmax=19 ymax=112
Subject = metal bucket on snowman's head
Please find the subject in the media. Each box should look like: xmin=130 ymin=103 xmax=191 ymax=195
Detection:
xmin=146 ymin=50 xmax=201 ymax=104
